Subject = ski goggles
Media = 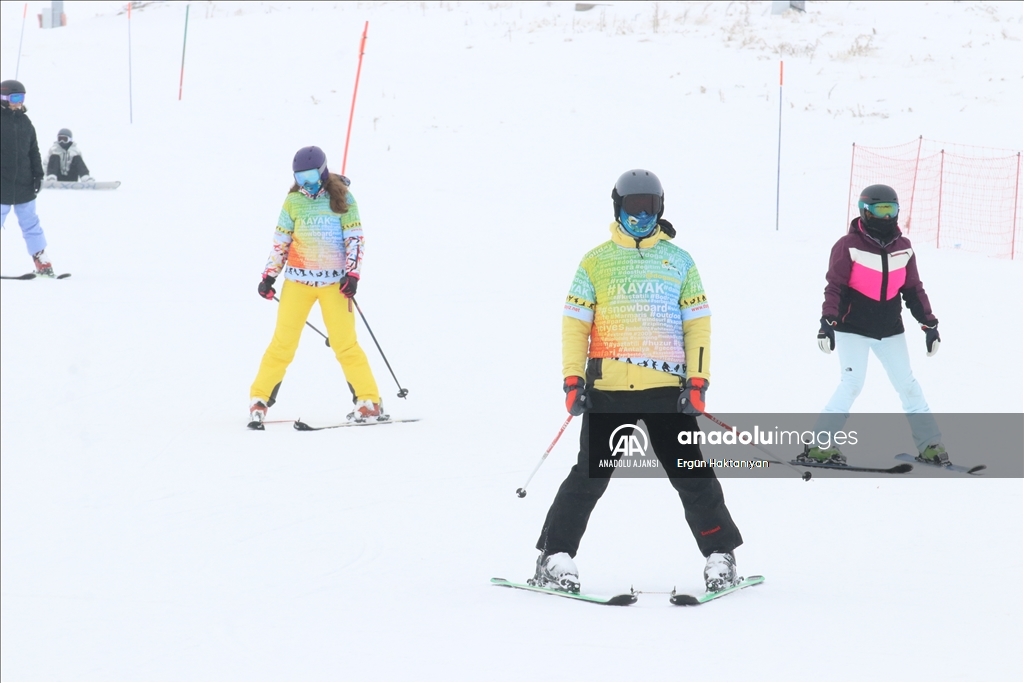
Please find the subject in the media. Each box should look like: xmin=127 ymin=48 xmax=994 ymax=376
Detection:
xmin=58 ymin=134 xmax=71 ymax=143
xmin=861 ymin=201 xmax=899 ymax=218
xmin=294 ymin=168 xmax=322 ymax=186
xmin=2 ymin=93 xmax=26 ymax=104
xmin=621 ymin=193 xmax=663 ymax=216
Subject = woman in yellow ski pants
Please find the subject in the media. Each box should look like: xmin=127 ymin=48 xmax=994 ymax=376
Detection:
xmin=248 ymin=145 xmax=381 ymax=426
xmin=250 ymin=278 xmax=379 ymax=407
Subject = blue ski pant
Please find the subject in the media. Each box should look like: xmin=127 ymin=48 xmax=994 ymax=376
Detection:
xmin=815 ymin=331 xmax=941 ymax=454
xmin=1 ymin=200 xmax=47 ymax=255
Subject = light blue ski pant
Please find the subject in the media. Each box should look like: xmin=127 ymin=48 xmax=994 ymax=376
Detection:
xmin=1 ymin=200 xmax=47 ymax=255
xmin=815 ymin=331 xmax=941 ymax=454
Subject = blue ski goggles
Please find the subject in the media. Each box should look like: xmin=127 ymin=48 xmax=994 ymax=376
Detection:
xmin=2 ymin=93 xmax=26 ymax=104
xmin=294 ymin=168 xmax=322 ymax=187
xmin=860 ymin=201 xmax=899 ymax=218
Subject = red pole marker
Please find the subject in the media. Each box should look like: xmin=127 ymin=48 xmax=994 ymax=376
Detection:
xmin=341 ymin=21 xmax=369 ymax=176
xmin=178 ymin=4 xmax=191 ymax=100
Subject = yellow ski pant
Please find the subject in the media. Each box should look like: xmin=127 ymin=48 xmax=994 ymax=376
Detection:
xmin=251 ymin=279 xmax=379 ymax=404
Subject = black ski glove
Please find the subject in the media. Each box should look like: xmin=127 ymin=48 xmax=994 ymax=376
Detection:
xmin=922 ymin=320 xmax=940 ymax=357
xmin=563 ymin=376 xmax=589 ymax=416
xmin=339 ymin=273 xmax=359 ymax=298
xmin=32 ymin=177 xmax=41 ymax=194
xmin=817 ymin=316 xmax=838 ymax=354
xmin=258 ymin=275 xmax=276 ymax=300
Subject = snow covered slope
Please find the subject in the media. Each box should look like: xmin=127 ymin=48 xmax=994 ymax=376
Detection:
xmin=2 ymin=1 xmax=1021 ymax=680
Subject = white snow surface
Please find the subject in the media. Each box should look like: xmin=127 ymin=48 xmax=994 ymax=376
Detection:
xmin=2 ymin=1 xmax=1022 ymax=680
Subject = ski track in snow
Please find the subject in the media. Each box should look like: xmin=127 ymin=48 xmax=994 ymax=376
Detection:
xmin=1 ymin=1 xmax=1021 ymax=680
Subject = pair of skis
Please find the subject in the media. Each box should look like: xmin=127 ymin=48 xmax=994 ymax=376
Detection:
xmin=490 ymin=575 xmax=765 ymax=606
xmin=788 ymin=453 xmax=985 ymax=476
xmin=247 ymin=418 xmax=420 ymax=431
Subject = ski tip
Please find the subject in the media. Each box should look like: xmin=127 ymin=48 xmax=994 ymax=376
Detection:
xmin=56 ymin=273 xmax=71 ymax=279
xmin=670 ymin=594 xmax=701 ymax=606
xmin=967 ymin=465 xmax=987 ymax=475
xmin=293 ymin=420 xmax=315 ymax=431
xmin=607 ymin=593 xmax=638 ymax=606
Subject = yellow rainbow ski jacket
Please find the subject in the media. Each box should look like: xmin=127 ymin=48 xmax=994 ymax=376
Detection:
xmin=562 ymin=224 xmax=711 ymax=391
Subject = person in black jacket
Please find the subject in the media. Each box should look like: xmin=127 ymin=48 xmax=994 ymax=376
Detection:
xmin=46 ymin=128 xmax=92 ymax=182
xmin=1 ymin=80 xmax=55 ymax=276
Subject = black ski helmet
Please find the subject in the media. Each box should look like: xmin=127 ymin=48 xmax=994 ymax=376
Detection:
xmin=292 ymin=146 xmax=329 ymax=182
xmin=858 ymin=184 xmax=899 ymax=222
xmin=611 ymin=169 xmax=665 ymax=219
xmin=1 ymin=80 xmax=26 ymax=97
xmin=58 ymin=128 xmax=73 ymax=140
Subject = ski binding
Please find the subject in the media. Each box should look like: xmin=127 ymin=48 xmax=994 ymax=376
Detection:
xmin=895 ymin=453 xmax=986 ymax=475
xmin=670 ymin=574 xmax=766 ymax=605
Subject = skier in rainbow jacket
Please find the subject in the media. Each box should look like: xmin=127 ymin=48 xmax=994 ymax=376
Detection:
xmin=532 ymin=169 xmax=744 ymax=594
xmin=804 ymin=184 xmax=946 ymax=465
xmin=248 ymin=146 xmax=383 ymax=429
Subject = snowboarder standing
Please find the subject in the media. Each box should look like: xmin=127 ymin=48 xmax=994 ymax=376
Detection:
xmin=805 ymin=184 xmax=946 ymax=465
xmin=45 ymin=128 xmax=92 ymax=182
xmin=532 ymin=169 xmax=743 ymax=594
xmin=249 ymin=146 xmax=383 ymax=428
xmin=0 ymin=80 xmax=55 ymax=277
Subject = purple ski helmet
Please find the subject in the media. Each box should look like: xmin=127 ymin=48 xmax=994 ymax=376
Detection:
xmin=292 ymin=146 xmax=329 ymax=182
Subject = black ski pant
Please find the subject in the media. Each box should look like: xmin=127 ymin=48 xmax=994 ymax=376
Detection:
xmin=536 ymin=387 xmax=743 ymax=559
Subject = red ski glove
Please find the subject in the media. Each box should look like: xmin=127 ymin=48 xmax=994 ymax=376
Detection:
xmin=258 ymin=275 xmax=276 ymax=300
xmin=563 ymin=376 xmax=588 ymax=416
xmin=678 ymin=378 xmax=707 ymax=416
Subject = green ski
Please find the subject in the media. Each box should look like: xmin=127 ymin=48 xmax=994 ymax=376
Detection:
xmin=490 ymin=578 xmax=636 ymax=606
xmin=670 ymin=575 xmax=765 ymax=605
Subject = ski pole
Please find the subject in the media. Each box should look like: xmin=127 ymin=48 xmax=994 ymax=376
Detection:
xmin=351 ymin=297 xmax=408 ymax=398
xmin=273 ymin=295 xmax=330 ymax=347
xmin=516 ymin=415 xmax=574 ymax=498
xmin=700 ymin=411 xmax=812 ymax=481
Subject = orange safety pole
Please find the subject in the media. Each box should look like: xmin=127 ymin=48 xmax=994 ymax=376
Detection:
xmin=341 ymin=21 xmax=369 ymax=176
xmin=1011 ymin=152 xmax=1020 ymax=260
xmin=906 ymin=135 xmax=923 ymax=233
xmin=847 ymin=143 xmax=856 ymax=229
xmin=178 ymin=4 xmax=190 ymax=100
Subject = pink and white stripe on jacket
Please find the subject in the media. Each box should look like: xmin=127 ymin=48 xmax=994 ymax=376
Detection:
xmin=821 ymin=219 xmax=936 ymax=340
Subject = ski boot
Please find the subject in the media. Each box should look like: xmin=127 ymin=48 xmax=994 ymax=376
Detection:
xmin=704 ymin=551 xmax=739 ymax=592
xmin=248 ymin=399 xmax=268 ymax=430
xmin=347 ymin=399 xmax=389 ymax=423
xmin=32 ymin=250 xmax=54 ymax=278
xmin=798 ymin=444 xmax=847 ymax=465
xmin=917 ymin=443 xmax=950 ymax=467
xmin=528 ymin=552 xmax=580 ymax=594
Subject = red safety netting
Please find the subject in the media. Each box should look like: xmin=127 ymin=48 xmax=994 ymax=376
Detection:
xmin=847 ymin=138 xmax=1022 ymax=259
